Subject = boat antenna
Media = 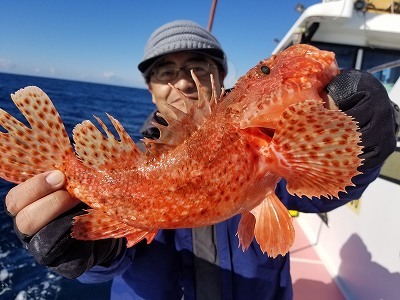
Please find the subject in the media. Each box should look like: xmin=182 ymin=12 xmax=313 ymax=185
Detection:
xmin=207 ymin=0 xmax=218 ymax=31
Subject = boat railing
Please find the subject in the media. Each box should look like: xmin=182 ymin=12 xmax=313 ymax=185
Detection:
xmin=367 ymin=59 xmax=400 ymax=73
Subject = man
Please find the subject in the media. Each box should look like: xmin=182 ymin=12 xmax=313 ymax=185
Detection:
xmin=5 ymin=20 xmax=399 ymax=299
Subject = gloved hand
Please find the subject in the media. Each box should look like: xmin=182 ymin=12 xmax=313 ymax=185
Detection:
xmin=9 ymin=202 xmax=125 ymax=279
xmin=326 ymin=69 xmax=399 ymax=171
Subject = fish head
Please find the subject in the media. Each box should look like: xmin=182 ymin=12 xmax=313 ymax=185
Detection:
xmin=232 ymin=44 xmax=339 ymax=130
xmin=230 ymin=44 xmax=362 ymax=203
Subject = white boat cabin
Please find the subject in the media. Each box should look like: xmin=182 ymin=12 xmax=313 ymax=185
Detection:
xmin=273 ymin=1 xmax=400 ymax=299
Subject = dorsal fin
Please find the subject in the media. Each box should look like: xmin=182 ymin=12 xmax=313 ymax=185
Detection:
xmin=73 ymin=114 xmax=144 ymax=170
xmin=143 ymin=72 xmax=220 ymax=156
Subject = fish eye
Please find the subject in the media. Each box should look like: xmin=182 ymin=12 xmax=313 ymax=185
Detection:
xmin=260 ymin=65 xmax=270 ymax=75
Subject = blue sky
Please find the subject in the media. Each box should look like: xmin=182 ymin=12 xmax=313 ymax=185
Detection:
xmin=0 ymin=0 xmax=319 ymax=88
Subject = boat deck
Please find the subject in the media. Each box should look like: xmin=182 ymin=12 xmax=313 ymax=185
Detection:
xmin=290 ymin=218 xmax=345 ymax=300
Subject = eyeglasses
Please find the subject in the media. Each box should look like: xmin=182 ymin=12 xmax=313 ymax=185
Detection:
xmin=151 ymin=62 xmax=217 ymax=83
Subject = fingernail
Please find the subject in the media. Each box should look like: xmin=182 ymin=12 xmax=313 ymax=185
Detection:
xmin=45 ymin=171 xmax=63 ymax=186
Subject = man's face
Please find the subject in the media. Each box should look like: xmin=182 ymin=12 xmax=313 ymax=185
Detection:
xmin=147 ymin=52 xmax=224 ymax=115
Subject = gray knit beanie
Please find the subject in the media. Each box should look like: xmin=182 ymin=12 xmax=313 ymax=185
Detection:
xmin=138 ymin=20 xmax=227 ymax=79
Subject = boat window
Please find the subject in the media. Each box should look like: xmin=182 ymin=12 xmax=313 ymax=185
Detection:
xmin=362 ymin=49 xmax=400 ymax=92
xmin=307 ymin=42 xmax=400 ymax=92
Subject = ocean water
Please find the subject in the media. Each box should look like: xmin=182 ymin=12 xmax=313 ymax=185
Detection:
xmin=0 ymin=72 xmax=154 ymax=299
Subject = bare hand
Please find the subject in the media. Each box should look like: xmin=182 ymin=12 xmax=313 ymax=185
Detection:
xmin=5 ymin=171 xmax=80 ymax=236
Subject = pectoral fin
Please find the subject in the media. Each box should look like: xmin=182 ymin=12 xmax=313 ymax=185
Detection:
xmin=263 ymin=100 xmax=363 ymax=199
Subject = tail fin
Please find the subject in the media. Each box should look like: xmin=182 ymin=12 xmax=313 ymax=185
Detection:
xmin=0 ymin=86 xmax=73 ymax=183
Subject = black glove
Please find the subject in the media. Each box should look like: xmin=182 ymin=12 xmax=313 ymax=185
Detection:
xmin=10 ymin=203 xmax=125 ymax=279
xmin=326 ymin=69 xmax=399 ymax=171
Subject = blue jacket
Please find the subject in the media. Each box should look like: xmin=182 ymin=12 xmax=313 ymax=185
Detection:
xmin=78 ymin=166 xmax=380 ymax=300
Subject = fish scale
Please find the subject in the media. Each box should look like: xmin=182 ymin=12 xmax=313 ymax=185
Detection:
xmin=0 ymin=44 xmax=363 ymax=257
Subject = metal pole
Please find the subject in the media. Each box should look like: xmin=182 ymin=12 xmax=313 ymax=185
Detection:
xmin=207 ymin=0 xmax=218 ymax=31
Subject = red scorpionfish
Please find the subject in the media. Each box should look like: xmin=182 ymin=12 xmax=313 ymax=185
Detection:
xmin=0 ymin=44 xmax=362 ymax=257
